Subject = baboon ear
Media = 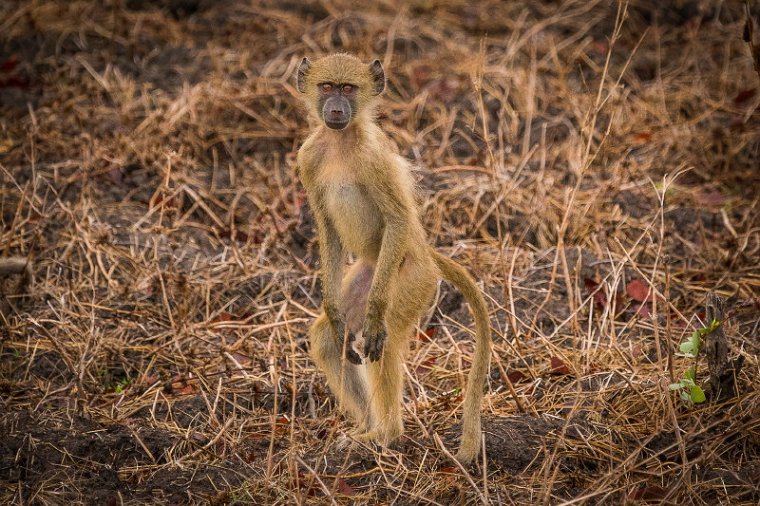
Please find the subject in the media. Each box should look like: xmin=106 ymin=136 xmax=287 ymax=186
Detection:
xmin=369 ymin=59 xmax=385 ymax=96
xmin=296 ymin=57 xmax=312 ymax=93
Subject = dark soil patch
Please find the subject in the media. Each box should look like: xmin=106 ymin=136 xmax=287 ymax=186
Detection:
xmin=0 ymin=410 xmax=244 ymax=504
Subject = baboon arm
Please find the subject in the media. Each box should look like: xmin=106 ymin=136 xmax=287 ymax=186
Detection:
xmin=367 ymin=222 xmax=406 ymax=317
xmin=315 ymin=210 xmax=345 ymax=318
xmin=365 ymin=176 xmax=411 ymax=319
xmin=297 ymin=159 xmax=345 ymax=317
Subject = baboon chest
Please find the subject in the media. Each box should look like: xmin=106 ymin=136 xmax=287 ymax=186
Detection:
xmin=324 ymin=182 xmax=383 ymax=257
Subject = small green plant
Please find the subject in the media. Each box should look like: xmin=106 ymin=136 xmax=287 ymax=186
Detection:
xmin=669 ymin=319 xmax=720 ymax=404
xmin=668 ymin=365 xmax=705 ymax=403
xmin=113 ymin=377 xmax=132 ymax=394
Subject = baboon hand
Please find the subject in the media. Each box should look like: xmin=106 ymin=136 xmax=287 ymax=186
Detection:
xmin=326 ymin=305 xmax=362 ymax=365
xmin=362 ymin=314 xmax=387 ymax=362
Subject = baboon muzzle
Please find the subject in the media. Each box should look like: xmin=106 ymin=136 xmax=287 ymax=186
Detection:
xmin=323 ymin=96 xmax=351 ymax=130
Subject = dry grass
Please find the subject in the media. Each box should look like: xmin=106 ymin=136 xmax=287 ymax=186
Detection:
xmin=1 ymin=0 xmax=759 ymax=504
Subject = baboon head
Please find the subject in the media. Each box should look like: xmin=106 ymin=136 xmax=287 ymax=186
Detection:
xmin=296 ymin=54 xmax=385 ymax=130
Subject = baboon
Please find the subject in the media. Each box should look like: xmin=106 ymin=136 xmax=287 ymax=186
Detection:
xmin=296 ymin=54 xmax=491 ymax=464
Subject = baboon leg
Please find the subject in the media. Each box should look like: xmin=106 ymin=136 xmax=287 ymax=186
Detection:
xmin=360 ymin=322 xmax=411 ymax=444
xmin=310 ymin=260 xmax=378 ymax=430
xmin=359 ymin=258 xmax=437 ymax=445
xmin=309 ymin=312 xmax=371 ymax=429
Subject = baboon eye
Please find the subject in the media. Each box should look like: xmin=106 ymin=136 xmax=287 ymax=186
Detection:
xmin=321 ymin=83 xmax=333 ymax=92
xmin=342 ymin=84 xmax=354 ymax=93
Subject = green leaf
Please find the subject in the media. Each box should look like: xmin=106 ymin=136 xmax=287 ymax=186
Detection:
xmin=684 ymin=366 xmax=696 ymax=382
xmin=690 ymin=385 xmax=706 ymax=403
xmin=668 ymin=382 xmax=683 ymax=391
xmin=680 ymin=390 xmax=691 ymax=402
xmin=679 ymin=331 xmax=702 ymax=355
xmin=690 ymin=330 xmax=701 ymax=352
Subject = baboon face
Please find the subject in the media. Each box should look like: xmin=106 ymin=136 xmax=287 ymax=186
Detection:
xmin=317 ymin=81 xmax=357 ymax=130
xmin=296 ymin=54 xmax=385 ymax=130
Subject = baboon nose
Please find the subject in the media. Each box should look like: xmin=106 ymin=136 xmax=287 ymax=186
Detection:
xmin=324 ymin=108 xmax=349 ymax=129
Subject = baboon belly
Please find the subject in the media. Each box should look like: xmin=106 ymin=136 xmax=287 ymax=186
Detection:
xmin=325 ymin=183 xmax=382 ymax=258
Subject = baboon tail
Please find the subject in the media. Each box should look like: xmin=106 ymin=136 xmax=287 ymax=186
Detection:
xmin=431 ymin=249 xmax=491 ymax=464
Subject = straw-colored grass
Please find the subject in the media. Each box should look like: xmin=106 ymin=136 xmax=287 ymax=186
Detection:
xmin=1 ymin=1 xmax=758 ymax=504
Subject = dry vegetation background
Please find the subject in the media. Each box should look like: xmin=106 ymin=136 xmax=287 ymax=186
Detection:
xmin=1 ymin=0 xmax=759 ymax=504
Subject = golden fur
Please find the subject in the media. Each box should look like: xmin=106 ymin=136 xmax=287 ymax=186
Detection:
xmin=296 ymin=54 xmax=491 ymax=463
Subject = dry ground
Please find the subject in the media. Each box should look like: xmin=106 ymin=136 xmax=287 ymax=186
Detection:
xmin=1 ymin=0 xmax=759 ymax=504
